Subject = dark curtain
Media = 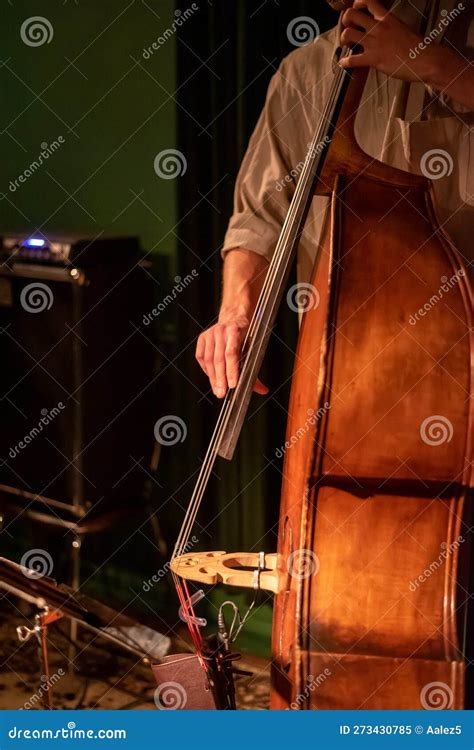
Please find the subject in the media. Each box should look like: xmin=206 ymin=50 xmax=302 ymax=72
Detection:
xmin=171 ymin=1 xmax=338 ymax=555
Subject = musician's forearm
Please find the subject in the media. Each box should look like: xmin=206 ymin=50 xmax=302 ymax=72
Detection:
xmin=196 ymin=248 xmax=269 ymax=397
xmin=219 ymin=248 xmax=269 ymax=324
xmin=426 ymin=46 xmax=474 ymax=110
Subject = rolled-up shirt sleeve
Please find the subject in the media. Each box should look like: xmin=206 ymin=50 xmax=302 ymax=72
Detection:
xmin=221 ymin=28 xmax=340 ymax=277
xmin=221 ymin=62 xmax=296 ymax=262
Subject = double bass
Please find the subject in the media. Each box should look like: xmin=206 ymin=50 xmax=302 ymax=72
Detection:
xmin=165 ymin=7 xmax=473 ymax=711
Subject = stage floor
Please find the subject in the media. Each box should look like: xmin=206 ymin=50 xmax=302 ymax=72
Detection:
xmin=0 ymin=602 xmax=270 ymax=710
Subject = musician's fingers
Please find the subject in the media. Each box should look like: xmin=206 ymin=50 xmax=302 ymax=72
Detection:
xmin=195 ymin=333 xmax=207 ymax=375
xmin=352 ymin=0 xmax=387 ymax=19
xmin=203 ymin=335 xmax=217 ymax=393
xmin=342 ymin=8 xmax=376 ymax=30
xmin=213 ymin=326 xmax=227 ymax=398
xmin=339 ymin=51 xmax=371 ymax=68
xmin=253 ymin=377 xmax=269 ymax=396
xmin=340 ymin=27 xmax=365 ymax=46
xmin=225 ymin=325 xmax=242 ymax=390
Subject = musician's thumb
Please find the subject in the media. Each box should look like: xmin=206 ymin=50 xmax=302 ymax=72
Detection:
xmin=253 ymin=378 xmax=269 ymax=395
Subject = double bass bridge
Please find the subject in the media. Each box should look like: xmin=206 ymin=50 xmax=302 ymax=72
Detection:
xmin=171 ymin=551 xmax=281 ymax=594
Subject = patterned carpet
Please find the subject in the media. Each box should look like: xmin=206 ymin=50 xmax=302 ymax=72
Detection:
xmin=0 ymin=602 xmax=270 ymax=710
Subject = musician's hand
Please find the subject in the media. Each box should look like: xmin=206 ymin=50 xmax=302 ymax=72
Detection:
xmin=339 ymin=0 xmax=439 ymax=83
xmin=326 ymin=0 xmax=355 ymax=9
xmin=195 ymin=314 xmax=268 ymax=399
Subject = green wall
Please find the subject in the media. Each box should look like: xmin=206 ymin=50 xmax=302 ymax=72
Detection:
xmin=1 ymin=0 xmax=177 ymax=259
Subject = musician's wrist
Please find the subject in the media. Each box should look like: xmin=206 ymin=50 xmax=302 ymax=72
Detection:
xmin=422 ymin=45 xmax=459 ymax=92
xmin=218 ymin=305 xmax=252 ymax=328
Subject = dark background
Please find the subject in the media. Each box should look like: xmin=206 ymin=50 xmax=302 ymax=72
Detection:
xmin=0 ymin=0 xmax=338 ymax=655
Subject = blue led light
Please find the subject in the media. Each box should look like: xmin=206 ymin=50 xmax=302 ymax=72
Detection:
xmin=24 ymin=238 xmax=46 ymax=247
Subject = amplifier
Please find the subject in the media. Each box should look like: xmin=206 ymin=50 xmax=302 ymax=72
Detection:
xmin=0 ymin=235 xmax=156 ymax=516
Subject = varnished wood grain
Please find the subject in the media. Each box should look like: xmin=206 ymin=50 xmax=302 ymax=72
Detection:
xmin=271 ymin=68 xmax=473 ymax=709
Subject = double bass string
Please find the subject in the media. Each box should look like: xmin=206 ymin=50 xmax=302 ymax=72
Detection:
xmin=249 ymin=48 xmax=354 ymax=335
xmin=244 ymin=49 xmax=352 ymax=347
xmin=172 ymin=49 xmax=352 ymax=564
xmin=172 ymin=48 xmax=353 ymax=614
xmin=207 ymin=48 xmax=353 ymax=458
xmin=171 ymin=389 xmax=233 ymax=561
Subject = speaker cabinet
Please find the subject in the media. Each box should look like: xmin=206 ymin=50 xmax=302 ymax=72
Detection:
xmin=0 ymin=237 xmax=155 ymax=516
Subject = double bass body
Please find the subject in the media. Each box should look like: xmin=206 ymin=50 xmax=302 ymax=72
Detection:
xmin=271 ymin=69 xmax=473 ymax=710
xmin=169 ymin=58 xmax=472 ymax=713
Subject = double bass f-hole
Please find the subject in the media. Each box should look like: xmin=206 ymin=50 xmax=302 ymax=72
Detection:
xmin=279 ymin=515 xmax=294 ymax=666
xmin=282 ymin=514 xmax=294 ymax=593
